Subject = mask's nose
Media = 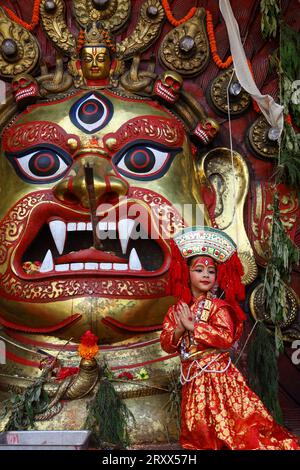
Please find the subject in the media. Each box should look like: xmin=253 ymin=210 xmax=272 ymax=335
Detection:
xmin=53 ymin=149 xmax=128 ymax=208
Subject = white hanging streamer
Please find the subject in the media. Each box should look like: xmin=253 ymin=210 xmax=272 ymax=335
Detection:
xmin=219 ymin=0 xmax=284 ymax=135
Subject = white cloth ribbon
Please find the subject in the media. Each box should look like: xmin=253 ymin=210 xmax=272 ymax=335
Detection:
xmin=219 ymin=0 xmax=284 ymax=135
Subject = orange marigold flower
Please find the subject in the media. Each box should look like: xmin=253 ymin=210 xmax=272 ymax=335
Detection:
xmin=78 ymin=330 xmax=99 ymax=359
xmin=4 ymin=0 xmax=41 ymax=32
xmin=78 ymin=343 xmax=99 ymax=359
xmin=206 ymin=10 xmax=233 ymax=70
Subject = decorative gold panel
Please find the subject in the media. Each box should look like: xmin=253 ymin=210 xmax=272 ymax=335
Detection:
xmin=40 ymin=0 xmax=76 ymax=56
xmin=0 ymin=7 xmax=39 ymax=78
xmin=248 ymin=115 xmax=279 ymax=159
xmin=159 ymin=8 xmax=209 ymax=76
xmin=73 ymin=0 xmax=131 ymax=33
xmin=117 ymin=0 xmax=165 ymax=59
xmin=210 ymin=67 xmax=251 ymax=115
xmin=250 ymin=282 xmax=300 ymax=341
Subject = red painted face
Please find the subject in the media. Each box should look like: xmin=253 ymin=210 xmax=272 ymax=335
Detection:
xmin=189 ymin=256 xmax=217 ymax=295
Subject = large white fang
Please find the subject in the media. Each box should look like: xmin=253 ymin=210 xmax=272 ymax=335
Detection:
xmin=118 ymin=219 xmax=135 ymax=254
xmin=49 ymin=220 xmax=66 ymax=254
xmin=40 ymin=249 xmax=54 ymax=273
xmin=129 ymin=248 xmax=142 ymax=271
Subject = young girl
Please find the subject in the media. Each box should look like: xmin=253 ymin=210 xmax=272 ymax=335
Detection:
xmin=161 ymin=226 xmax=299 ymax=450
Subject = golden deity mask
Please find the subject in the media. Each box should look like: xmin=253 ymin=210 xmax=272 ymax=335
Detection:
xmin=80 ymin=46 xmax=111 ymax=81
xmin=0 ymin=2 xmax=253 ymax=347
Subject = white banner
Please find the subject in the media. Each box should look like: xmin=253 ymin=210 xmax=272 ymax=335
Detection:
xmin=219 ymin=0 xmax=284 ymax=135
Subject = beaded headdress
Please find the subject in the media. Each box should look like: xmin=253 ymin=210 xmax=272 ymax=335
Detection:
xmin=167 ymin=226 xmax=246 ymax=320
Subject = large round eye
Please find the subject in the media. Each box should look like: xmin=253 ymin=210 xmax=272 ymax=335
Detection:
xmin=9 ymin=147 xmax=72 ymax=183
xmin=70 ymin=92 xmax=113 ymax=133
xmin=113 ymin=142 xmax=181 ymax=181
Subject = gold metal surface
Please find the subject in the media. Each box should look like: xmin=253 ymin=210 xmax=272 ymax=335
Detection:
xmin=250 ymin=282 xmax=300 ymax=341
xmin=39 ymin=56 xmax=73 ymax=94
xmin=248 ymin=115 xmax=279 ymax=159
xmin=32 ymin=392 xmax=179 ymax=445
xmin=0 ymin=88 xmax=209 ymax=342
xmin=210 ymin=68 xmax=251 ymax=115
xmin=117 ymin=0 xmax=165 ymax=60
xmin=73 ymin=0 xmax=131 ymax=32
xmin=159 ymin=8 xmax=209 ymax=76
xmin=197 ymin=147 xmax=257 ymax=284
xmin=120 ymin=55 xmax=156 ymax=94
xmin=0 ymin=7 xmax=40 ymax=79
xmin=81 ymin=46 xmax=111 ymax=81
xmin=0 ymin=330 xmax=180 ymax=442
xmin=238 ymin=252 xmax=258 ymax=285
xmin=40 ymin=0 xmax=76 ymax=57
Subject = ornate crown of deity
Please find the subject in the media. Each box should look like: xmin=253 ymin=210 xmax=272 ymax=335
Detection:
xmin=174 ymin=226 xmax=237 ymax=264
xmin=78 ymin=21 xmax=116 ymax=55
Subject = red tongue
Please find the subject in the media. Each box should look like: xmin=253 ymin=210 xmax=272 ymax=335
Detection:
xmin=55 ymin=247 xmax=126 ymax=264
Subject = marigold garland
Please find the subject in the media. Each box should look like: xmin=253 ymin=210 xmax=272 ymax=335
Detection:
xmin=78 ymin=330 xmax=99 ymax=360
xmin=206 ymin=10 xmax=260 ymax=113
xmin=162 ymin=0 xmax=196 ymax=27
xmin=206 ymin=10 xmax=233 ymax=69
xmin=3 ymin=0 xmax=41 ymax=32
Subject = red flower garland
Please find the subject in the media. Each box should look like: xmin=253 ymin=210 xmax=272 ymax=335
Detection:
xmin=117 ymin=371 xmax=134 ymax=380
xmin=3 ymin=0 xmax=41 ymax=32
xmin=56 ymin=367 xmax=79 ymax=381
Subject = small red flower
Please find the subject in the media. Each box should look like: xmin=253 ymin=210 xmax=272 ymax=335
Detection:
xmin=117 ymin=371 xmax=134 ymax=380
xmin=56 ymin=367 xmax=79 ymax=381
xmin=80 ymin=330 xmax=98 ymax=347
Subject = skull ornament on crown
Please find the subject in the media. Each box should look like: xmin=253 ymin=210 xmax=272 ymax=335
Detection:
xmin=153 ymin=70 xmax=183 ymax=104
xmin=12 ymin=73 xmax=39 ymax=109
xmin=192 ymin=118 xmax=220 ymax=145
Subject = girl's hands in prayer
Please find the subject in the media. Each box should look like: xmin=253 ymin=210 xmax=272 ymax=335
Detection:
xmin=174 ymin=310 xmax=185 ymax=336
xmin=177 ymin=302 xmax=194 ymax=332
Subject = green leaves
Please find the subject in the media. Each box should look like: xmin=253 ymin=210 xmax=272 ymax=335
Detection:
xmin=264 ymin=193 xmax=299 ymax=354
xmin=279 ymin=123 xmax=300 ymax=188
xmin=260 ymin=0 xmax=280 ymax=38
xmin=2 ymin=371 xmax=50 ymax=431
xmin=281 ymin=24 xmax=300 ymax=82
xmin=248 ymin=322 xmax=283 ymax=423
xmin=85 ymin=371 xmax=135 ymax=449
xmin=279 ymin=25 xmax=300 ymax=187
xmin=249 ymin=193 xmax=299 ymax=421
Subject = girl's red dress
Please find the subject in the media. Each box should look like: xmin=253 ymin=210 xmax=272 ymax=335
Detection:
xmin=160 ymin=294 xmax=299 ymax=450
